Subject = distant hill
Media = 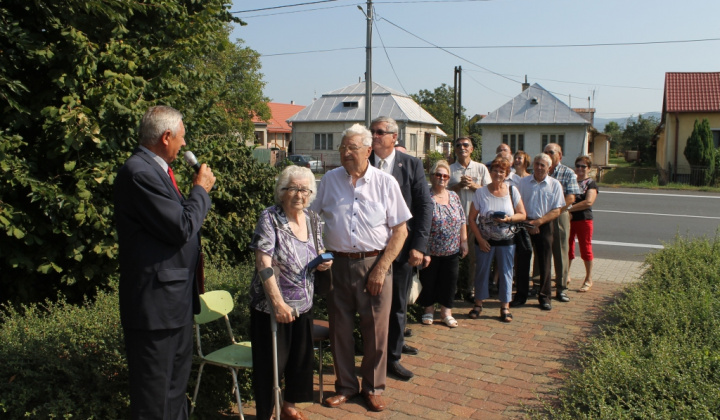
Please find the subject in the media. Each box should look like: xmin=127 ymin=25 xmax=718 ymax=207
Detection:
xmin=594 ymin=112 xmax=661 ymax=132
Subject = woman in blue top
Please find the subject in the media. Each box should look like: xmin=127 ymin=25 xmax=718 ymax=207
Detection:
xmin=249 ymin=165 xmax=332 ymax=420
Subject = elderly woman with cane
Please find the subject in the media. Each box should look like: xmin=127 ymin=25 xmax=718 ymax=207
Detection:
xmin=249 ymin=165 xmax=332 ymax=420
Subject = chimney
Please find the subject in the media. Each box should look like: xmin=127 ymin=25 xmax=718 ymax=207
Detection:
xmin=290 ymin=100 xmax=294 ymax=105
xmin=521 ymin=75 xmax=530 ymax=92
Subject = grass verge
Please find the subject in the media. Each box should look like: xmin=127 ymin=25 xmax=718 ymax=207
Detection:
xmin=537 ymin=233 xmax=720 ymax=419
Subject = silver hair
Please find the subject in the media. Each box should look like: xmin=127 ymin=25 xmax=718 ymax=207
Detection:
xmin=139 ymin=106 xmax=184 ymax=147
xmin=371 ymin=116 xmax=398 ymax=134
xmin=341 ymin=123 xmax=372 ymax=147
xmin=534 ymin=153 xmax=552 ymax=167
xmin=274 ymin=165 xmax=317 ymax=206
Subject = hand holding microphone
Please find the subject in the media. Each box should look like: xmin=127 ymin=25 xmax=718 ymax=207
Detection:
xmin=184 ymin=151 xmax=216 ymax=192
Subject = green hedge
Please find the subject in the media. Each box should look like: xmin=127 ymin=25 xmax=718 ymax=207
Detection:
xmin=542 ymin=234 xmax=720 ymax=419
xmin=0 ymin=288 xmax=128 ymax=418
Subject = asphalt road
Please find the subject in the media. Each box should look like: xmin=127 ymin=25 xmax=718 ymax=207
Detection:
xmin=591 ymin=187 xmax=720 ymax=261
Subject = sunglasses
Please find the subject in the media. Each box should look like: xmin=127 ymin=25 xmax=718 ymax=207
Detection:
xmin=575 ymin=164 xmax=588 ymax=169
xmin=370 ymin=129 xmax=395 ymax=136
xmin=433 ymin=173 xmax=450 ymax=180
xmin=455 ymin=142 xmax=471 ymax=148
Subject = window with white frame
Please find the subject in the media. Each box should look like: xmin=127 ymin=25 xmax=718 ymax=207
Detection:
xmin=541 ymin=134 xmax=565 ymax=151
xmin=314 ymin=133 xmax=333 ymax=150
xmin=409 ymin=133 xmax=417 ymax=151
xmin=502 ymin=133 xmax=524 ymax=152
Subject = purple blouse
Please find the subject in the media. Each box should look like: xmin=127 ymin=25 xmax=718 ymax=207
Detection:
xmin=427 ymin=191 xmax=466 ymax=256
xmin=249 ymin=205 xmax=323 ymax=315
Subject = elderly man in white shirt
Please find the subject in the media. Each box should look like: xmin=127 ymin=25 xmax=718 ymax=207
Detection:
xmin=511 ymin=153 xmax=565 ymax=311
xmin=311 ymin=123 xmax=410 ymax=413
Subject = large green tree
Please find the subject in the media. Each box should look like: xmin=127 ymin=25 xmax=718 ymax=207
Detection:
xmin=411 ymin=83 xmax=467 ymax=140
xmin=0 ymin=0 xmax=271 ymax=305
xmin=603 ymin=121 xmax=624 ymax=152
xmin=684 ymin=118 xmax=715 ymax=185
xmin=622 ymin=114 xmax=659 ymax=165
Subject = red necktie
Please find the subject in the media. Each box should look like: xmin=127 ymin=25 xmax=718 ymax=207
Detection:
xmin=168 ymin=167 xmax=181 ymax=195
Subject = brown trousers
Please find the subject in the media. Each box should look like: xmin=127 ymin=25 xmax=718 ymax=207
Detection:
xmin=328 ymin=255 xmax=393 ymax=396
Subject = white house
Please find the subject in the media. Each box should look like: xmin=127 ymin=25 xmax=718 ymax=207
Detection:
xmin=287 ymin=82 xmax=445 ymax=168
xmin=479 ymin=83 xmax=609 ymax=167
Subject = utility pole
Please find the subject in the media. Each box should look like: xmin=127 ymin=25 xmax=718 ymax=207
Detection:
xmin=453 ymin=66 xmax=462 ymax=141
xmin=364 ymin=0 xmax=373 ymax=127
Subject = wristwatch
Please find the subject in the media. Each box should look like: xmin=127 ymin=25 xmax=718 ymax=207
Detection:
xmin=566 ymin=204 xmax=573 ymax=212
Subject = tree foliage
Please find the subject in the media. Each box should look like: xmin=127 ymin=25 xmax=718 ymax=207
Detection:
xmin=620 ymin=114 xmax=659 ymax=165
xmin=411 ymin=83 xmax=467 ymax=140
xmin=0 ymin=0 xmax=272 ymax=305
xmin=684 ymin=119 xmax=715 ymax=167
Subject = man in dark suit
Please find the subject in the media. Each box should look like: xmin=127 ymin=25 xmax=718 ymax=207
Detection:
xmin=369 ymin=116 xmax=433 ymax=381
xmin=114 ymin=105 xmax=215 ymax=419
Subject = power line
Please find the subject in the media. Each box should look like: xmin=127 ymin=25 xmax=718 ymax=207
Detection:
xmin=384 ymin=37 xmax=720 ymax=49
xmin=232 ymin=0 xmax=338 ymax=14
xmin=374 ymin=13 xmax=409 ymax=95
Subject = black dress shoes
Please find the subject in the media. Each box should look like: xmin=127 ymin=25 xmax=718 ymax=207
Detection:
xmin=556 ymin=290 xmax=570 ymax=302
xmin=401 ymin=344 xmax=418 ymax=355
xmin=509 ymin=300 xmax=526 ymax=308
xmin=404 ymin=328 xmax=413 ymax=338
xmin=387 ymin=361 xmax=414 ymax=381
xmin=539 ymin=298 xmax=553 ymax=310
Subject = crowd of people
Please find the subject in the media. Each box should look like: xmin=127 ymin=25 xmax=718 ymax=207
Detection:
xmin=246 ymin=119 xmax=600 ymax=417
xmin=115 ymin=106 xmax=598 ymax=419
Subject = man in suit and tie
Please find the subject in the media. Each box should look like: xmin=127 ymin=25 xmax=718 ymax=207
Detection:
xmin=369 ymin=116 xmax=433 ymax=381
xmin=114 ymin=105 xmax=216 ymax=419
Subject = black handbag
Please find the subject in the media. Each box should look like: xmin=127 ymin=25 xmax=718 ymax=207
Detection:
xmin=509 ymin=186 xmax=532 ymax=253
xmin=309 ymin=211 xmax=332 ymax=296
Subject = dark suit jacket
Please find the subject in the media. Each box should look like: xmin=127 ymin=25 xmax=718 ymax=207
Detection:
xmin=370 ymin=151 xmax=433 ymax=261
xmin=114 ymin=147 xmax=211 ymax=331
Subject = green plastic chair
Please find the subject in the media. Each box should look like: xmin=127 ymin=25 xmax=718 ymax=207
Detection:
xmin=190 ymin=290 xmax=252 ymax=420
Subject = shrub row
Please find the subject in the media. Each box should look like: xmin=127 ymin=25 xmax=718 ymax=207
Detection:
xmin=542 ymin=234 xmax=720 ymax=419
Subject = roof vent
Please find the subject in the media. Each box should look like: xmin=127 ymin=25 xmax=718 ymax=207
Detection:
xmin=530 ymin=97 xmax=539 ymax=105
xmin=343 ymin=101 xmax=359 ymax=108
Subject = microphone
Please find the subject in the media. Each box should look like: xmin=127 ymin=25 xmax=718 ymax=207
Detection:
xmin=184 ymin=151 xmax=217 ymax=190
xmin=183 ymin=151 xmax=202 ymax=173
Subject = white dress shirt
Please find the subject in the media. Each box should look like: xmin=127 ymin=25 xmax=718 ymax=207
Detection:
xmin=517 ymin=174 xmax=565 ymax=220
xmin=310 ymin=164 xmax=411 ymax=253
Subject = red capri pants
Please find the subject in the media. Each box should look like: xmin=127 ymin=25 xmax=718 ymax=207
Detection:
xmin=569 ymin=219 xmax=593 ymax=261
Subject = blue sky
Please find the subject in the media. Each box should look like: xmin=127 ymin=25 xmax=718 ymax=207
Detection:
xmin=229 ymin=0 xmax=720 ymax=119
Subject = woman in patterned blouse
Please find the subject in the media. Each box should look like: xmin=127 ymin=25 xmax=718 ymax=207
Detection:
xmin=417 ymin=160 xmax=468 ymax=328
xmin=249 ymin=165 xmax=332 ymax=420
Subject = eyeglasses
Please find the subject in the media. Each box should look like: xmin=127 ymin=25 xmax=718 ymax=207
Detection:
xmin=338 ymin=144 xmax=364 ymax=152
xmin=433 ymin=173 xmax=449 ymax=180
xmin=490 ymin=169 xmax=506 ymax=175
xmin=455 ymin=142 xmax=471 ymax=148
xmin=545 ymin=150 xmax=556 ymax=155
xmin=282 ymin=187 xmax=313 ymax=197
xmin=370 ymin=129 xmax=395 ymax=136
xmin=575 ymin=164 xmax=588 ymax=169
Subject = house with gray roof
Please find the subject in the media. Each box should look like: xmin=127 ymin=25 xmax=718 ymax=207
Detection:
xmin=287 ymin=82 xmax=445 ymax=168
xmin=479 ymin=82 xmax=609 ymax=167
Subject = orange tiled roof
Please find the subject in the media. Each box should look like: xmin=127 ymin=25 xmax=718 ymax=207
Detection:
xmin=664 ymin=72 xmax=720 ymax=113
xmin=253 ymin=102 xmax=305 ymax=133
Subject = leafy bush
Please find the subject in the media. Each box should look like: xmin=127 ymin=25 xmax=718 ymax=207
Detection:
xmin=541 ymin=234 xmax=720 ymax=419
xmin=423 ymin=150 xmax=444 ymax=172
xmin=0 ymin=0 xmax=271 ymax=306
xmin=0 ymin=288 xmax=129 ymax=418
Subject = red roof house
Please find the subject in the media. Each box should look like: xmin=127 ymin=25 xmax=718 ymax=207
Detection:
xmin=252 ymin=102 xmax=305 ymax=150
xmin=656 ymin=72 xmax=720 ymax=177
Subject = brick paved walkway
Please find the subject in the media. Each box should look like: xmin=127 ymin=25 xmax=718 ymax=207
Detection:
xmin=243 ymin=258 xmax=644 ymax=419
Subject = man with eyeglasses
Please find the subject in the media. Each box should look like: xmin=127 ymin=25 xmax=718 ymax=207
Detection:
xmin=369 ymin=116 xmax=432 ymax=382
xmin=543 ymin=143 xmax=580 ymax=303
xmin=311 ymin=123 xmax=411 ymax=412
xmin=448 ymin=137 xmax=491 ymax=303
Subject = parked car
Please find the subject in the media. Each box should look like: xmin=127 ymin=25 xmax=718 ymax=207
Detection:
xmin=288 ymin=154 xmax=323 ymax=173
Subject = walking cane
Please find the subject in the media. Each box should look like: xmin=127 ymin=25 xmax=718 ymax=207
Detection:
xmin=262 ymin=266 xmax=298 ymax=420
